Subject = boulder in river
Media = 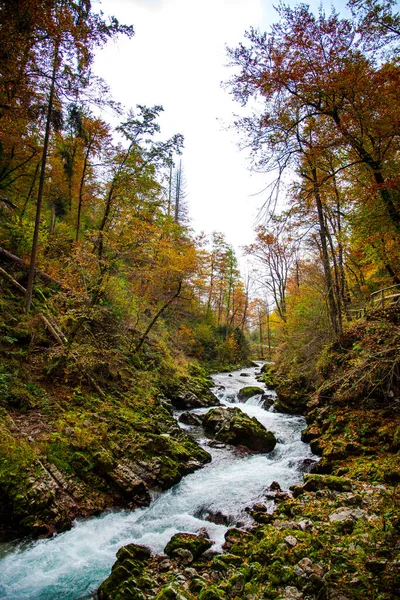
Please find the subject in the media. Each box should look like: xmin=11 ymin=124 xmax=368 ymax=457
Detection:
xmin=262 ymin=392 xmax=275 ymax=410
xmin=237 ymin=386 xmax=264 ymax=401
xmin=166 ymin=385 xmax=216 ymax=409
xmin=194 ymin=507 xmax=231 ymax=525
xmin=178 ymin=411 xmax=203 ymax=426
xmin=202 ymin=407 xmax=277 ymax=453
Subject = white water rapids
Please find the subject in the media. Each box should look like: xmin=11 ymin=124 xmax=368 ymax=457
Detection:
xmin=0 ymin=364 xmax=317 ymax=600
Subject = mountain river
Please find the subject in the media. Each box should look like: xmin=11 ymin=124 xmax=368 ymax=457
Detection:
xmin=0 ymin=363 xmax=317 ymax=599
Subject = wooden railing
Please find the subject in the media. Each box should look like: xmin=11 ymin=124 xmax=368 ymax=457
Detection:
xmin=370 ymin=284 xmax=400 ymax=308
xmin=349 ymin=283 xmax=400 ymax=319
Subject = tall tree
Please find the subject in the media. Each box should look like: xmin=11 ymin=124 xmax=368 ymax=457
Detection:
xmin=173 ymin=160 xmax=189 ymax=224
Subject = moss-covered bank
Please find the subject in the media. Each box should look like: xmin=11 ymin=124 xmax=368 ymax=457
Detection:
xmin=0 ymin=372 xmax=213 ymax=540
xmin=0 ymin=288 xmax=219 ymax=541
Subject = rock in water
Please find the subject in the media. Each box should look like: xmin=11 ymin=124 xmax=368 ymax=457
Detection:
xmin=202 ymin=407 xmax=276 ymax=453
xmin=178 ymin=411 xmax=203 ymax=426
xmin=237 ymin=386 xmax=264 ymax=401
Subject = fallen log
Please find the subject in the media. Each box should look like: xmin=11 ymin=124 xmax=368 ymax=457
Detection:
xmin=0 ymin=267 xmax=26 ymax=294
xmin=39 ymin=313 xmax=66 ymax=346
xmin=0 ymin=246 xmax=65 ymax=289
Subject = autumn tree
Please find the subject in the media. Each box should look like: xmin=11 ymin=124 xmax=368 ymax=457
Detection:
xmin=350 ymin=0 xmax=400 ymax=42
xmin=227 ymin=4 xmax=400 ymax=235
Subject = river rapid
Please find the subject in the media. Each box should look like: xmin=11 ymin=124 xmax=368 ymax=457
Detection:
xmin=0 ymin=364 xmax=317 ymax=600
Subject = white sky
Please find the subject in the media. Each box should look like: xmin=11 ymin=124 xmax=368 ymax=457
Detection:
xmin=93 ymin=0 xmax=347 ymax=265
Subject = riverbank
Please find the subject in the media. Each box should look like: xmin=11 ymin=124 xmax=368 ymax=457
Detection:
xmin=1 ymin=307 xmax=399 ymax=599
xmin=0 ymin=355 xmax=218 ymax=542
xmin=0 ymin=249 xmax=251 ymax=543
xmin=97 ymin=473 xmax=399 ymax=600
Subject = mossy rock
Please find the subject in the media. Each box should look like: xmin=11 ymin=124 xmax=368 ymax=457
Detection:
xmin=155 ymin=584 xmax=190 ymax=599
xmin=212 ymin=553 xmax=242 ymax=568
xmin=164 ymin=533 xmax=212 ymax=560
xmin=273 ymin=374 xmax=312 ymax=414
xmin=274 ymin=393 xmax=308 ymax=415
xmin=302 ymin=473 xmax=352 ymax=492
xmin=116 ymin=543 xmax=151 ymax=563
xmin=237 ymin=386 xmax=264 ymax=401
xmin=178 ymin=411 xmax=203 ymax=426
xmin=259 ymin=364 xmax=279 ymax=388
xmin=301 ymin=425 xmax=322 ymax=443
xmin=97 ymin=565 xmax=142 ymax=599
xmin=203 ymin=407 xmax=276 ymax=453
xmin=162 ymin=373 xmax=216 ymax=410
xmin=97 ymin=544 xmax=152 ymax=599
xmin=198 ymin=586 xmax=225 ymax=600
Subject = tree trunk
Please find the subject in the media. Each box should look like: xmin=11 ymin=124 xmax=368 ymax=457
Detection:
xmin=312 ymin=167 xmax=341 ymax=337
xmin=25 ymin=45 xmax=59 ymax=312
xmin=49 ymin=201 xmax=56 ymax=236
xmin=76 ymin=141 xmax=91 ymax=242
xmin=266 ymin=305 xmax=271 ymax=357
xmin=258 ymin=305 xmax=264 ymax=358
xmin=20 ymin=161 xmax=40 ymax=221
xmin=135 ymin=281 xmax=182 ymax=352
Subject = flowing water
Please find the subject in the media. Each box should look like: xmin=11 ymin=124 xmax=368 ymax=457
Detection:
xmin=0 ymin=364 xmax=317 ymax=600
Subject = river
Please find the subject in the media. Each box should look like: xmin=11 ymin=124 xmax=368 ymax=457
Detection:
xmin=0 ymin=363 xmax=316 ymax=600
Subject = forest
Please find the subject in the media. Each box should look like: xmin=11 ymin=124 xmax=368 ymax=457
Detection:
xmin=0 ymin=0 xmax=399 ymax=599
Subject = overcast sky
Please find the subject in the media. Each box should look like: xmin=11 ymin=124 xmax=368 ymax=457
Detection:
xmin=93 ymin=0 xmax=348 ymax=265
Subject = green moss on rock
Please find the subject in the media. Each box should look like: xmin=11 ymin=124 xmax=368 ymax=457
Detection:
xmin=203 ymin=407 xmax=276 ymax=453
xmin=164 ymin=533 xmax=212 ymax=560
xmin=302 ymin=474 xmax=353 ymax=492
xmin=237 ymin=386 xmax=264 ymax=401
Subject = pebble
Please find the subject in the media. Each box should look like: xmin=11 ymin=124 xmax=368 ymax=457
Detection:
xmin=174 ymin=549 xmax=193 ymax=565
xmin=158 ymin=559 xmax=172 ymax=571
xmin=283 ymin=586 xmax=302 ymax=599
xmin=284 ymin=535 xmax=298 ymax=547
xmin=329 ymin=507 xmax=366 ymax=523
xmin=184 ymin=568 xmax=198 ymax=579
xmin=297 ymin=557 xmax=313 ymax=572
xmin=298 ymin=519 xmax=313 ymax=531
